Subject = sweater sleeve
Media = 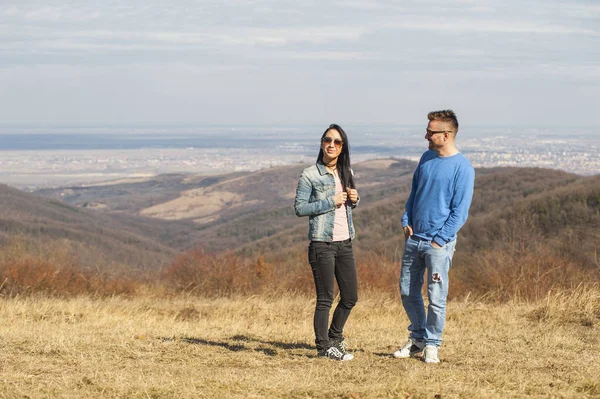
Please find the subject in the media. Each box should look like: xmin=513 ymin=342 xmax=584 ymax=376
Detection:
xmin=401 ymin=159 xmax=421 ymax=228
xmin=432 ymin=163 xmax=475 ymax=246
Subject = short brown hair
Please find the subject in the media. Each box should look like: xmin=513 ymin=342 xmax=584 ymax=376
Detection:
xmin=428 ymin=110 xmax=459 ymax=131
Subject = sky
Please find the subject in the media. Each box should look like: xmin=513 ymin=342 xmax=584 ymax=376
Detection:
xmin=0 ymin=0 xmax=599 ymax=128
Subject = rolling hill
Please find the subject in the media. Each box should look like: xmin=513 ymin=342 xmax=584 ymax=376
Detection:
xmin=0 ymin=183 xmax=179 ymax=270
xmin=34 ymin=158 xmax=417 ymax=252
xmin=24 ymin=159 xmax=600 ymax=276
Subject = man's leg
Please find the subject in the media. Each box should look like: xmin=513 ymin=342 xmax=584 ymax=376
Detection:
xmin=400 ymin=237 xmax=426 ymax=341
xmin=424 ymin=240 xmax=456 ymax=347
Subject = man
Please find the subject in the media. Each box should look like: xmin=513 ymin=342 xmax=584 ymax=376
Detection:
xmin=393 ymin=110 xmax=475 ymax=363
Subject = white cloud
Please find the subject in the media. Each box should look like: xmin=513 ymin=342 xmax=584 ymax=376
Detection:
xmin=382 ymin=17 xmax=598 ymax=35
xmin=0 ymin=0 xmax=598 ymax=126
xmin=540 ymin=3 xmax=600 ymax=20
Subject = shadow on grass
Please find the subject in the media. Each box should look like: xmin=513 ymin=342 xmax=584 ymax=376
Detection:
xmin=372 ymin=352 xmax=395 ymax=358
xmin=159 ymin=335 xmax=315 ymax=358
xmin=182 ymin=337 xmax=278 ymax=356
xmin=230 ymin=334 xmax=315 ymax=350
xmin=229 ymin=334 xmax=367 ymax=354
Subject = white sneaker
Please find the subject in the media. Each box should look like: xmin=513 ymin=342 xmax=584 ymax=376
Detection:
xmin=393 ymin=339 xmax=424 ymax=358
xmin=423 ymin=345 xmax=440 ymax=363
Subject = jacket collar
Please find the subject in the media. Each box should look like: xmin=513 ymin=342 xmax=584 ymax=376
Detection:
xmin=316 ymin=160 xmax=329 ymax=176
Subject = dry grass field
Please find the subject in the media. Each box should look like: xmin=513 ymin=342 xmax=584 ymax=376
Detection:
xmin=1 ymin=287 xmax=599 ymax=399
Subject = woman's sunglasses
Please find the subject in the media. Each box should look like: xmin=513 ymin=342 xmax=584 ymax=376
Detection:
xmin=322 ymin=137 xmax=343 ymax=148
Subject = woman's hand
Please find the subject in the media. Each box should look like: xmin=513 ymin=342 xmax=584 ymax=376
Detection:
xmin=334 ymin=191 xmax=348 ymax=206
xmin=346 ymin=188 xmax=359 ymax=204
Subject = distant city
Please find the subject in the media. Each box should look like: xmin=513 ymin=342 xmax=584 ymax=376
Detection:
xmin=0 ymin=126 xmax=597 ymax=189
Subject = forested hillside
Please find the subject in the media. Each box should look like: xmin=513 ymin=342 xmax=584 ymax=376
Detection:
xmin=9 ymin=160 xmax=600 ymax=290
xmin=34 ymin=159 xmax=417 ymax=252
xmin=0 ymin=183 xmax=177 ymax=270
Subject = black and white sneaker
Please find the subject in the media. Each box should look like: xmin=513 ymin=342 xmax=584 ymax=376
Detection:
xmin=330 ymin=337 xmax=352 ymax=357
xmin=318 ymin=346 xmax=354 ymax=361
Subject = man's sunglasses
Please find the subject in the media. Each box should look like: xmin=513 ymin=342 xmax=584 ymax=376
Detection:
xmin=426 ymin=129 xmax=453 ymax=137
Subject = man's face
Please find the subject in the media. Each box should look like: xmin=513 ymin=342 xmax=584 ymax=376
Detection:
xmin=425 ymin=120 xmax=453 ymax=150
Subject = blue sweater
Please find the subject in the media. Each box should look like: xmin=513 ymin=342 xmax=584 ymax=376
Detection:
xmin=401 ymin=150 xmax=475 ymax=247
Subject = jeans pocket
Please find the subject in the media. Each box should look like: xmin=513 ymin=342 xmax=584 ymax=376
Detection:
xmin=429 ymin=242 xmax=445 ymax=250
xmin=309 ymin=241 xmax=329 ymax=263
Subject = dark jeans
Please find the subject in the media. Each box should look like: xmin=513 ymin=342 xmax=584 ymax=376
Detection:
xmin=308 ymin=239 xmax=358 ymax=351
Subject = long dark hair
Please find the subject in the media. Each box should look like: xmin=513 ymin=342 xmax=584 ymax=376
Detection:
xmin=317 ymin=123 xmax=356 ymax=189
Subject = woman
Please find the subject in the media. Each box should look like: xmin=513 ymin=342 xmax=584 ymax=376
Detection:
xmin=294 ymin=124 xmax=359 ymax=361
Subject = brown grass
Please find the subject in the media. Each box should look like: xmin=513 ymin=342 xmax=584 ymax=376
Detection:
xmin=529 ymin=283 xmax=600 ymax=326
xmin=4 ymin=235 xmax=596 ymax=304
xmin=450 ymin=245 xmax=594 ymax=303
xmin=1 ymin=288 xmax=599 ymax=398
xmin=162 ymin=248 xmax=313 ymax=296
xmin=0 ymin=239 xmax=140 ymax=298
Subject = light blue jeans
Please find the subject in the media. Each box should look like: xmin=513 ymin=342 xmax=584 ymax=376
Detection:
xmin=399 ymin=236 xmax=456 ymax=347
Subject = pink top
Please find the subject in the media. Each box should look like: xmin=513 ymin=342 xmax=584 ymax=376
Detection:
xmin=332 ymin=171 xmax=350 ymax=242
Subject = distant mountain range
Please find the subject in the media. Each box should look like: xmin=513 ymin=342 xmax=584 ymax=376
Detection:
xmin=1 ymin=158 xmax=596 ymax=273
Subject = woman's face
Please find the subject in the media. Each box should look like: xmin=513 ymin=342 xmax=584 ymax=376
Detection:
xmin=321 ymin=129 xmax=343 ymax=163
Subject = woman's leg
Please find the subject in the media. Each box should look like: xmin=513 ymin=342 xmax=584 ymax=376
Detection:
xmin=329 ymin=240 xmax=358 ymax=341
xmin=308 ymin=241 xmax=337 ymax=352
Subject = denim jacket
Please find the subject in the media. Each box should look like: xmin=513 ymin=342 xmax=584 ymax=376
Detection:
xmin=294 ymin=161 xmax=359 ymax=242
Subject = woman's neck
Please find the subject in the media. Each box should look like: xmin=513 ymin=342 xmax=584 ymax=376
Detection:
xmin=322 ymin=155 xmax=338 ymax=168
xmin=322 ymin=157 xmax=338 ymax=175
